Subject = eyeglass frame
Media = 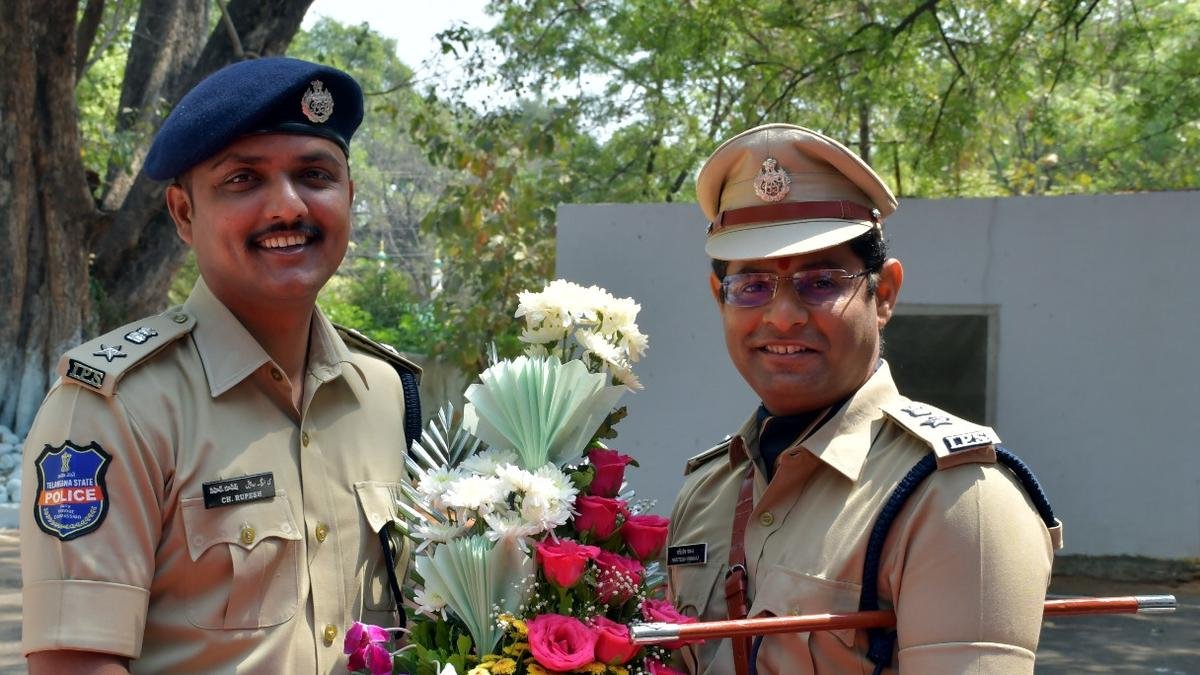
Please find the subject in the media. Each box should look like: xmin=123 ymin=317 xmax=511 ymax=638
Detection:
xmin=719 ymin=268 xmax=871 ymax=309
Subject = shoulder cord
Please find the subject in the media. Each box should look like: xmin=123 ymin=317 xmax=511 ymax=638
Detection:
xmin=376 ymin=369 xmax=423 ymax=630
xmin=857 ymin=446 xmax=1057 ymax=674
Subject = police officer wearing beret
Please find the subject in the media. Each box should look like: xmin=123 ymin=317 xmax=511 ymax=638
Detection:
xmin=666 ymin=124 xmax=1063 ymax=674
xmin=21 ymin=57 xmax=420 ymax=673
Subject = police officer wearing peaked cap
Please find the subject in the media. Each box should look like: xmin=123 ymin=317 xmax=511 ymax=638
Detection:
xmin=665 ymin=123 xmax=1063 ymax=674
xmin=21 ymin=57 xmax=421 ymax=673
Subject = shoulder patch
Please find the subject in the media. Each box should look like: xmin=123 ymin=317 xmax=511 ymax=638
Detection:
xmin=33 ymin=441 xmax=112 ymax=541
xmin=684 ymin=437 xmax=732 ymax=476
xmin=335 ymin=325 xmax=422 ymax=380
xmin=882 ymin=400 xmax=1000 ymax=470
xmin=58 ymin=309 xmax=196 ymax=397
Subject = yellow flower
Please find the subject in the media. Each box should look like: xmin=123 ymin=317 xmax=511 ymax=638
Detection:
xmin=510 ymin=619 xmax=528 ymax=637
xmin=481 ymin=654 xmax=501 ymax=663
xmin=490 ymin=658 xmax=518 ymax=674
xmin=503 ymin=640 xmax=529 ymax=657
xmin=467 ymin=667 xmax=490 ymax=675
xmin=526 ymin=664 xmax=551 ymax=675
xmin=580 ymin=663 xmax=608 ymax=674
xmin=610 ymin=667 xmax=629 ymax=675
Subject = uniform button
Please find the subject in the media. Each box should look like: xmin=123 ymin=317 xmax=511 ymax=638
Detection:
xmin=172 ymin=313 xmax=188 ymax=324
xmin=323 ymin=624 xmax=338 ymax=646
xmin=270 ymin=367 xmax=283 ymax=381
xmin=315 ymin=523 xmax=329 ymax=542
xmin=240 ymin=526 xmax=256 ymax=545
xmin=301 ymin=431 xmax=310 ymax=447
xmin=759 ymin=511 xmax=775 ymax=527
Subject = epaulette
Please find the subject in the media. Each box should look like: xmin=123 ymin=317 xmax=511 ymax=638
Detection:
xmin=881 ymin=400 xmax=1000 ymax=470
xmin=57 ymin=308 xmax=196 ymax=397
xmin=684 ymin=437 xmax=732 ymax=476
xmin=335 ymin=325 xmax=422 ymax=380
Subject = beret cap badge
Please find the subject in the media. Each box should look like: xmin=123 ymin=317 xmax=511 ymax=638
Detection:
xmin=752 ymin=157 xmax=791 ymax=203
xmin=301 ymin=80 xmax=334 ymax=123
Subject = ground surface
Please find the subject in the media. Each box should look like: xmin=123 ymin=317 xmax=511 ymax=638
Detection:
xmin=0 ymin=530 xmax=1194 ymax=673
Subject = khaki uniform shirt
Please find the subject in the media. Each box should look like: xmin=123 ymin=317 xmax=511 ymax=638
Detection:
xmin=21 ymin=279 xmax=414 ymax=673
xmin=667 ymin=362 xmax=1060 ymax=674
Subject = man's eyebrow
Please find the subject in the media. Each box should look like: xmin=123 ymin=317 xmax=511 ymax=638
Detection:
xmin=299 ymin=149 xmax=343 ymax=165
xmin=208 ymin=153 xmax=265 ymax=170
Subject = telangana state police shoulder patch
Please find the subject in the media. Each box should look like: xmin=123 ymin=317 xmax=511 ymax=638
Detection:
xmin=34 ymin=441 xmax=112 ymax=541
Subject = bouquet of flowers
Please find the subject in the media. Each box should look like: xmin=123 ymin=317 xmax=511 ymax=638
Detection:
xmin=345 ymin=281 xmax=697 ymax=675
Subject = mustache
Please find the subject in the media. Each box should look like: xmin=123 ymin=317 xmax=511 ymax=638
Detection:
xmin=246 ymin=220 xmax=322 ymax=244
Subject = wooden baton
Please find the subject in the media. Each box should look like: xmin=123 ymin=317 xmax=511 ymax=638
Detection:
xmin=630 ymin=595 xmax=1177 ymax=645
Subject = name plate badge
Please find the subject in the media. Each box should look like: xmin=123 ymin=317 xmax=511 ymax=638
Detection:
xmin=202 ymin=472 xmax=276 ymax=509
xmin=667 ymin=543 xmax=708 ymax=566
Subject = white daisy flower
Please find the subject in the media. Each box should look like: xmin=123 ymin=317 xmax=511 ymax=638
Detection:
xmin=443 ymin=474 xmax=506 ymax=513
xmin=413 ymin=586 xmax=449 ymax=619
xmin=461 ymin=447 xmax=520 ymax=476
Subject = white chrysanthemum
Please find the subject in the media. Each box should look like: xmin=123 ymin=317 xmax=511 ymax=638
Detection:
xmin=519 ymin=497 xmax=572 ymax=533
xmin=412 ymin=520 xmax=470 ymax=551
xmin=482 ymin=511 xmax=542 ymax=549
xmin=621 ymin=327 xmax=649 ymax=363
xmin=413 ymin=586 xmax=449 ymax=618
xmin=519 ymin=323 xmax=566 ymax=345
xmin=417 ymin=466 xmax=462 ymax=509
xmin=461 ymin=447 xmax=520 ymax=476
xmin=533 ymin=463 xmax=578 ymax=503
xmin=613 ymin=364 xmax=643 ymax=392
xmin=494 ymin=463 xmax=535 ymax=493
xmin=577 ymin=329 xmax=625 ymax=371
xmin=443 ymin=474 xmax=506 ymax=513
xmin=524 ymin=342 xmax=550 ymax=359
xmin=600 ymin=296 xmax=641 ymax=336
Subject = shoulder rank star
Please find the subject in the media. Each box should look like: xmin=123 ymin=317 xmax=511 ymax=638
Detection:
xmin=92 ymin=344 xmax=127 ymax=362
xmin=301 ymin=80 xmax=334 ymax=123
xmin=753 ymin=157 xmax=791 ymax=203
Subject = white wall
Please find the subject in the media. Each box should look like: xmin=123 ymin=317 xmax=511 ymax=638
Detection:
xmin=556 ymin=192 xmax=1200 ymax=559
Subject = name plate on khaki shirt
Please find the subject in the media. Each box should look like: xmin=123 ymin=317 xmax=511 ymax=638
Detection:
xmin=202 ymin=472 xmax=276 ymax=509
xmin=667 ymin=543 xmax=708 ymax=566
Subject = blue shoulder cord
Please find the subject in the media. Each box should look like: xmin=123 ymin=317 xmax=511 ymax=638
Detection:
xmin=747 ymin=446 xmax=1056 ymax=675
xmin=377 ymin=369 xmax=422 ymax=630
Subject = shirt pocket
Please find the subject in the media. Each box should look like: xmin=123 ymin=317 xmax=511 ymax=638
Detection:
xmin=355 ymin=481 xmax=409 ymax=613
xmin=180 ymin=493 xmax=302 ymax=630
xmin=750 ymin=566 xmax=864 ymax=675
xmin=668 ymin=561 xmax=726 ymax=672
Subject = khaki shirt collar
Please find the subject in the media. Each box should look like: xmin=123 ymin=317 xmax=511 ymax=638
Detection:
xmin=184 ymin=278 xmax=365 ymax=398
xmin=728 ymin=360 xmax=902 ymax=482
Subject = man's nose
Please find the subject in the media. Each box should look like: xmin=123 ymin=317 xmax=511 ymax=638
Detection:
xmin=264 ymin=177 xmax=308 ymax=223
xmin=761 ymin=282 xmax=811 ymax=330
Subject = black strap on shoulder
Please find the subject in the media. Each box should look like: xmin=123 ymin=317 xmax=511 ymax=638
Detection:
xmin=400 ymin=369 xmax=422 ymax=456
xmin=857 ymin=446 xmax=1056 ymax=674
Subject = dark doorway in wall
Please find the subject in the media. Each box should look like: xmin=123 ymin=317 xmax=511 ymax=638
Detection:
xmin=882 ymin=307 xmax=995 ymax=424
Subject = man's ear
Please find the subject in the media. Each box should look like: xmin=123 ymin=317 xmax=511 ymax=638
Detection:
xmin=709 ymin=272 xmax=724 ymax=306
xmin=875 ymin=258 xmax=904 ymax=328
xmin=165 ymin=182 xmax=194 ymax=245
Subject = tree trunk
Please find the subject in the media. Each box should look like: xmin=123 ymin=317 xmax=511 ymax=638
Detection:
xmin=0 ymin=0 xmax=314 ymax=435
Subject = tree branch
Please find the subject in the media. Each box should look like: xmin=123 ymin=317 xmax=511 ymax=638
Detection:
xmin=74 ymin=0 xmax=106 ymax=81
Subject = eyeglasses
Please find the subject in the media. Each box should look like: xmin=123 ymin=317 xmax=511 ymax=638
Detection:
xmin=720 ymin=269 xmax=869 ymax=308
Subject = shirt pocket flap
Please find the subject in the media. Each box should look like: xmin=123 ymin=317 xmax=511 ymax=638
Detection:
xmin=753 ymin=567 xmax=862 ymax=648
xmin=181 ymin=493 xmax=301 ymax=562
xmin=354 ymin=481 xmax=402 ymax=533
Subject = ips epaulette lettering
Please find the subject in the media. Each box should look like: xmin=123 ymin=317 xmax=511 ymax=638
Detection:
xmin=57 ymin=309 xmax=196 ymax=397
xmin=684 ymin=437 xmax=732 ymax=476
xmin=882 ymin=400 xmax=1000 ymax=470
xmin=335 ymin=325 xmax=422 ymax=379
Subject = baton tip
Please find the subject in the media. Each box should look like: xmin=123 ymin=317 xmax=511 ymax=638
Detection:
xmin=1134 ymin=595 xmax=1177 ymax=614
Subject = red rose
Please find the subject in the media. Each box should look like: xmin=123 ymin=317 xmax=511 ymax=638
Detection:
xmin=621 ymin=513 xmax=670 ymax=561
xmin=574 ymin=495 xmax=628 ymax=540
xmin=641 ymin=598 xmax=700 ymax=649
xmin=591 ymin=615 xmax=640 ymax=665
xmin=536 ymin=538 xmax=601 ymax=589
xmin=646 ymin=660 xmax=688 ymax=675
xmin=527 ymin=613 xmax=599 ymax=671
xmin=588 ymin=448 xmax=635 ymax=497
xmin=594 ymin=550 xmax=644 ymax=605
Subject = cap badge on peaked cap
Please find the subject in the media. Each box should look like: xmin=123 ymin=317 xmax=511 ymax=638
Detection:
xmin=301 ymin=80 xmax=334 ymax=123
xmin=752 ymin=157 xmax=791 ymax=203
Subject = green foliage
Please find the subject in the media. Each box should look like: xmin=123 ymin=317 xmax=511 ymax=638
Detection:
xmin=74 ymin=0 xmax=141 ymax=196
xmin=393 ymin=614 xmax=476 ymax=675
xmin=317 ymin=258 xmax=453 ymax=353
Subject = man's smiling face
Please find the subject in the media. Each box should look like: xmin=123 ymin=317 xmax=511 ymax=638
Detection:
xmin=709 ymin=242 xmax=902 ymax=415
xmin=167 ymin=133 xmax=353 ymax=315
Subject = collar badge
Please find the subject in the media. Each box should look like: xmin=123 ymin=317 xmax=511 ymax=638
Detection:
xmin=301 ymin=80 xmax=334 ymax=124
xmin=753 ymin=157 xmax=791 ymax=203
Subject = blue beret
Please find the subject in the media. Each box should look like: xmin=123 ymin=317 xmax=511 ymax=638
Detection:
xmin=144 ymin=57 xmax=364 ymax=181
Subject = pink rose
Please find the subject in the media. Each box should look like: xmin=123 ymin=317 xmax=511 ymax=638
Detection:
xmin=646 ymin=660 xmax=688 ymax=675
xmin=621 ymin=513 xmax=670 ymax=561
xmin=527 ymin=613 xmax=600 ymax=671
xmin=536 ymin=538 xmax=601 ymax=589
xmin=590 ymin=615 xmax=640 ymax=665
xmin=588 ymin=448 xmax=635 ymax=497
xmin=594 ymin=550 xmax=644 ymax=605
xmin=641 ymin=598 xmax=700 ymax=649
xmin=343 ymin=621 xmax=392 ymax=674
xmin=574 ymin=495 xmax=628 ymax=540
